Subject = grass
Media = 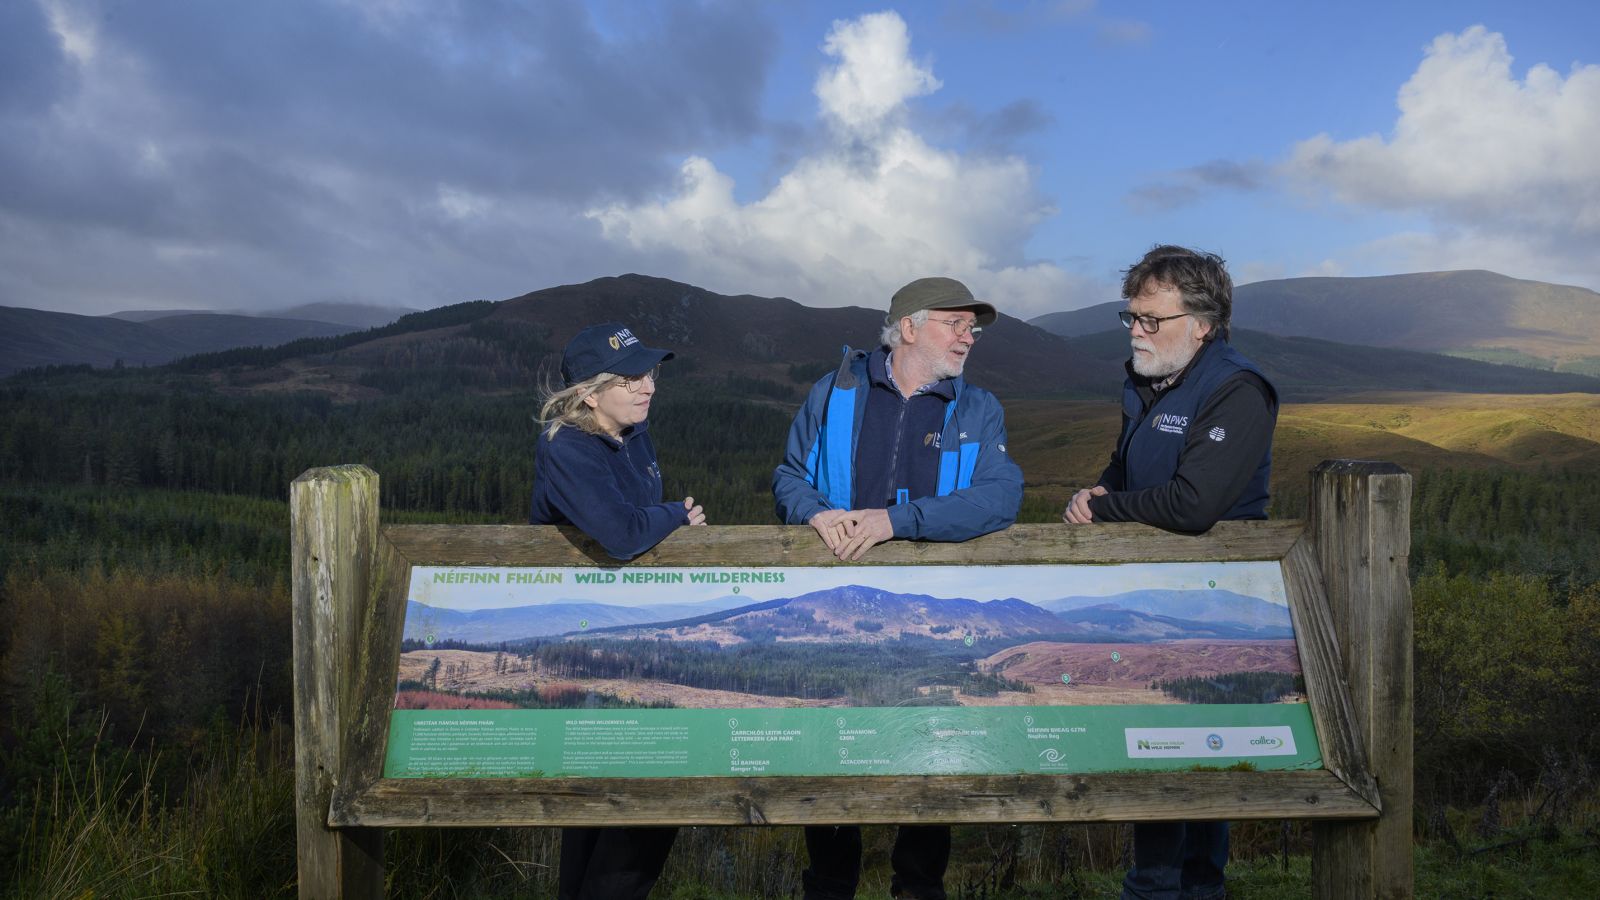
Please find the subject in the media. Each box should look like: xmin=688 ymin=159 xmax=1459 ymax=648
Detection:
xmin=1003 ymin=391 xmax=1600 ymax=523
xmin=5 ymin=741 xmax=1598 ymax=899
xmin=6 ymin=718 xmax=296 ymax=899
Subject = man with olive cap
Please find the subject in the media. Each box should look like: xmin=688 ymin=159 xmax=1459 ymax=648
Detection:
xmin=773 ymin=277 xmax=1023 ymax=900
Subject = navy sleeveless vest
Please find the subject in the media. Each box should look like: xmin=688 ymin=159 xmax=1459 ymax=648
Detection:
xmin=1116 ymin=340 xmax=1277 ymax=520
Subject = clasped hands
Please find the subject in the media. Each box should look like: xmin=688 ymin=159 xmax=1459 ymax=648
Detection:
xmin=1061 ymin=485 xmax=1106 ymax=524
xmin=682 ymin=496 xmax=707 ymax=526
xmin=807 ymin=508 xmax=894 ymax=561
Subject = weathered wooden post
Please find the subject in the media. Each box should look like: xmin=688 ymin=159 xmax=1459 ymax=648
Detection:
xmin=1309 ymin=460 xmax=1414 ymax=899
xmin=292 ymin=465 xmax=384 ymax=899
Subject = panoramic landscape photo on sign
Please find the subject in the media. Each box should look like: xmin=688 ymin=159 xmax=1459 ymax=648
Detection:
xmin=384 ymin=562 xmax=1321 ymax=779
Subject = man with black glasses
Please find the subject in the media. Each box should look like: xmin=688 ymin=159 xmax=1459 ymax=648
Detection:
xmin=773 ymin=276 xmax=1023 ymax=899
xmin=1062 ymin=245 xmax=1278 ymax=900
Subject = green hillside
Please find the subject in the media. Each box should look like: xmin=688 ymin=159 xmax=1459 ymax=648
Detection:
xmin=1006 ymin=392 xmax=1600 ymax=520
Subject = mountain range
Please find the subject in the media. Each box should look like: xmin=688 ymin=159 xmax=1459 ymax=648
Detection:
xmin=1031 ymin=270 xmax=1600 ymax=376
xmin=403 ymin=595 xmax=748 ymax=644
xmin=1043 ymin=589 xmax=1292 ymax=634
xmin=8 ymin=271 xmax=1600 ymax=400
xmin=535 ymin=584 xmax=1293 ymax=646
xmin=1 ymin=302 xmax=415 ymax=375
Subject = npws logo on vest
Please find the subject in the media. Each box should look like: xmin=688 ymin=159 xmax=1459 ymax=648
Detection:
xmin=1151 ymin=413 xmax=1189 ymax=435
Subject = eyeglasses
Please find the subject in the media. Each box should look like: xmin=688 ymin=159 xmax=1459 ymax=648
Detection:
xmin=929 ymin=317 xmax=983 ymax=339
xmin=619 ymin=366 xmax=660 ymax=393
xmin=1119 ymin=310 xmax=1191 ymax=334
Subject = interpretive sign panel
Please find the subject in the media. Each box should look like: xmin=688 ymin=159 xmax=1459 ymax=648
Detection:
xmin=383 ymin=561 xmax=1321 ymax=778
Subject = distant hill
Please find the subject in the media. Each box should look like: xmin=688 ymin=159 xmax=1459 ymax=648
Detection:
xmin=586 ymin=584 xmax=1294 ymax=646
xmin=1054 ymin=605 xmax=1288 ymax=641
xmin=315 ymin=273 xmax=1114 ymax=399
xmin=1031 ymin=270 xmax=1600 ymax=375
xmin=1 ymin=306 xmax=194 ymax=374
xmin=113 ymin=302 xmax=415 ymax=330
xmin=403 ymin=596 xmax=749 ymax=644
xmin=142 ymin=314 xmax=354 ymax=351
xmin=51 ymin=272 xmax=1598 ymax=404
xmin=259 ymin=302 xmax=418 ymax=329
xmin=1058 ymin=327 xmax=1600 ymax=401
xmin=19 ymin=271 xmax=1596 ymax=401
xmin=1 ymin=306 xmax=357 ymax=375
xmin=593 ymin=584 xmax=1067 ymax=645
xmin=1043 ymin=589 xmax=1292 ymax=631
xmin=109 ymin=309 xmax=210 ymax=322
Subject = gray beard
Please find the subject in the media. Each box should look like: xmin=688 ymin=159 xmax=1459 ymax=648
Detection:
xmin=931 ymin=356 xmax=966 ymax=381
xmin=1130 ymin=341 xmax=1195 ymax=379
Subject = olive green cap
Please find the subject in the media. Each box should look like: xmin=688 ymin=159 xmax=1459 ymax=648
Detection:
xmin=887 ymin=276 xmax=997 ymax=326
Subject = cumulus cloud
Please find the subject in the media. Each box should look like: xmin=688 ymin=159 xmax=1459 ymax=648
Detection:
xmin=815 ymin=12 xmax=941 ymax=137
xmin=589 ymin=11 xmax=1092 ymax=318
xmin=1286 ymin=25 xmax=1600 ymax=280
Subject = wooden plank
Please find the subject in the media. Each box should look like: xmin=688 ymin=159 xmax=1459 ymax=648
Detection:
xmin=337 ymin=532 xmax=415 ymax=799
xmin=291 ymin=466 xmax=384 ymax=899
xmin=1280 ymin=537 xmax=1380 ymax=809
xmin=1308 ymin=461 xmax=1414 ymax=900
xmin=1365 ymin=471 xmax=1415 ymax=899
xmin=382 ymin=520 xmax=1305 ymax=567
xmin=332 ymin=770 xmax=1376 ymax=828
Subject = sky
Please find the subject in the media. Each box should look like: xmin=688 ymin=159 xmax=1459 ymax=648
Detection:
xmin=407 ymin=562 xmax=1288 ymax=611
xmin=3 ymin=0 xmax=1598 ymax=320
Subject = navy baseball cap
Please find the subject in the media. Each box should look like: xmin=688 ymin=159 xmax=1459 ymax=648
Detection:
xmin=560 ymin=322 xmax=675 ymax=385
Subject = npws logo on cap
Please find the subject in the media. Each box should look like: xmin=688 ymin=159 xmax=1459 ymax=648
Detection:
xmin=608 ymin=328 xmax=640 ymax=351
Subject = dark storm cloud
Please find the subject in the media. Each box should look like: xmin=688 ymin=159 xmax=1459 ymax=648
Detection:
xmin=98 ymin=1 xmax=773 ymax=199
xmin=0 ymin=1 xmax=72 ymax=114
xmin=0 ymin=0 xmax=777 ymax=312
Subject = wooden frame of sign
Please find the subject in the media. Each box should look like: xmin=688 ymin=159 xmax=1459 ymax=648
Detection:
xmin=291 ymin=460 xmax=1412 ymax=899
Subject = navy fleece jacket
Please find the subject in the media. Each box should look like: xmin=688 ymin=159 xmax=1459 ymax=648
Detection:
xmin=528 ymin=422 xmax=688 ymax=560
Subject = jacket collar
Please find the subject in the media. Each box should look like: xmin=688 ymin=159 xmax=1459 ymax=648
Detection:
xmin=590 ymin=419 xmax=651 ymax=450
xmin=870 ymin=347 xmax=959 ymax=400
xmin=1125 ymin=337 xmax=1224 ymax=395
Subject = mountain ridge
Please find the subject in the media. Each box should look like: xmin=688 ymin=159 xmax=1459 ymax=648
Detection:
xmin=1031 ymin=270 xmax=1600 ymax=375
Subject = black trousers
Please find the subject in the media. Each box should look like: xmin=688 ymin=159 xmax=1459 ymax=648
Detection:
xmin=558 ymin=826 xmax=678 ymax=900
xmin=802 ymin=824 xmax=950 ymax=900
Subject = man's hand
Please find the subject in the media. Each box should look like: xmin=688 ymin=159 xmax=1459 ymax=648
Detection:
xmin=1062 ymin=486 xmax=1107 ymax=525
xmin=683 ymin=497 xmax=706 ymax=526
xmin=807 ymin=509 xmax=851 ymax=552
xmin=836 ymin=508 xmax=894 ymax=561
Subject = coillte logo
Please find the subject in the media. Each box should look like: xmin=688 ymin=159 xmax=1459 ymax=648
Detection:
xmin=1250 ymin=735 xmax=1284 ymax=749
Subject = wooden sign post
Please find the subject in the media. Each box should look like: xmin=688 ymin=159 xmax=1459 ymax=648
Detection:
xmin=291 ymin=466 xmax=384 ymax=898
xmin=1309 ymin=461 xmax=1414 ymax=900
xmin=290 ymin=460 xmax=1413 ymax=899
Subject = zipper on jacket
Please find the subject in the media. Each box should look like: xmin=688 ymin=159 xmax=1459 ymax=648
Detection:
xmin=884 ymin=392 xmax=909 ymax=505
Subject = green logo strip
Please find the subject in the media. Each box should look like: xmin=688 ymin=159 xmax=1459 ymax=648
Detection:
xmin=383 ymin=704 xmax=1321 ymax=778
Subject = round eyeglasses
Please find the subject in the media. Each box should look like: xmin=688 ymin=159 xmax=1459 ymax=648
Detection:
xmin=929 ymin=317 xmax=983 ymax=339
xmin=619 ymin=366 xmax=660 ymax=393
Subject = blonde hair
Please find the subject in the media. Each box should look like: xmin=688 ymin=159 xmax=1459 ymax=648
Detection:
xmin=537 ymin=371 xmax=624 ymax=438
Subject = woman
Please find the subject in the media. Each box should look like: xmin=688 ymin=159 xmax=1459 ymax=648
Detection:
xmin=529 ymin=322 xmax=706 ymax=900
